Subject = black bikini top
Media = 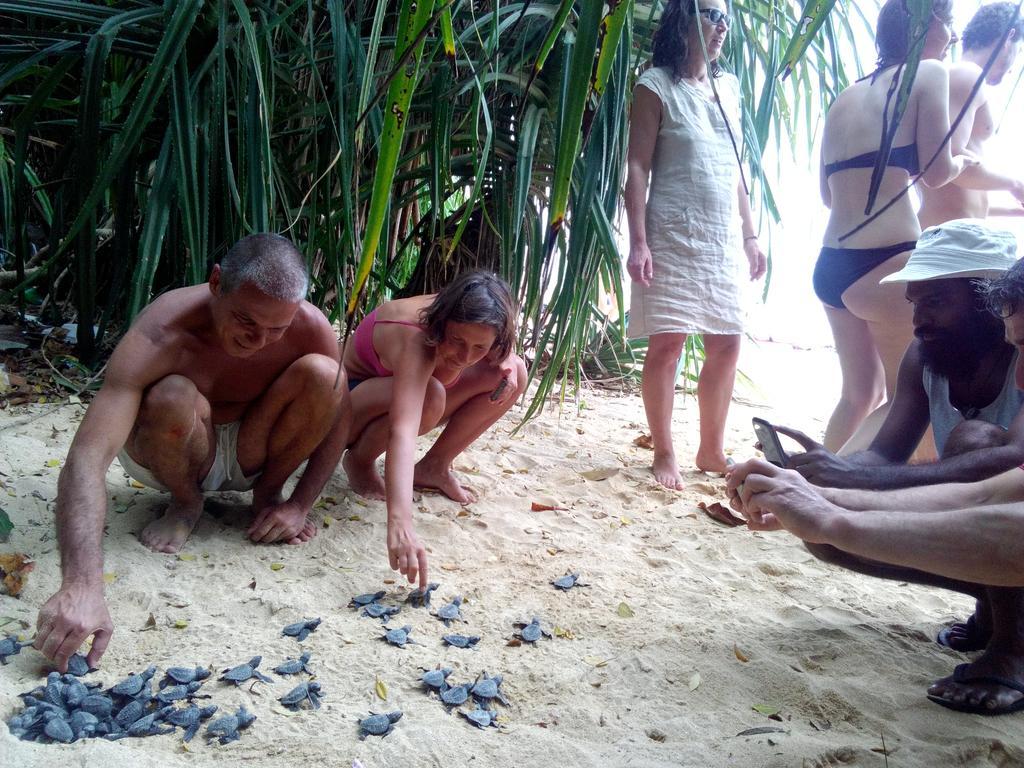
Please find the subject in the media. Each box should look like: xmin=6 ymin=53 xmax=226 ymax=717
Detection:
xmin=824 ymin=143 xmax=920 ymax=178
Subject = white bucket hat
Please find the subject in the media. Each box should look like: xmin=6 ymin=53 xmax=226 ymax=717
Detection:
xmin=880 ymin=219 xmax=1018 ymax=284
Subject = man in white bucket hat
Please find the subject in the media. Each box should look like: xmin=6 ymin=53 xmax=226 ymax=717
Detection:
xmin=726 ymin=223 xmax=1024 ymax=715
xmin=774 ymin=220 xmax=1024 ymax=489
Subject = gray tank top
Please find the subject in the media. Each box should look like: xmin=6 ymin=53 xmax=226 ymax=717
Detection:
xmin=923 ymin=349 xmax=1024 ymax=455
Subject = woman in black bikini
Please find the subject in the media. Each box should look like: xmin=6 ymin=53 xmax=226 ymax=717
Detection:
xmin=816 ymin=0 xmax=971 ymax=452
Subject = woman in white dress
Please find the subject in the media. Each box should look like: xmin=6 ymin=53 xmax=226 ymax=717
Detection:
xmin=624 ymin=0 xmax=765 ymax=488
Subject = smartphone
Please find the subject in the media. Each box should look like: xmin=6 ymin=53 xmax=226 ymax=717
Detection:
xmin=752 ymin=417 xmax=788 ymax=467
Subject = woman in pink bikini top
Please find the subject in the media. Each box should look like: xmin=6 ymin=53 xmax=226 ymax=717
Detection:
xmin=341 ymin=270 xmax=526 ymax=590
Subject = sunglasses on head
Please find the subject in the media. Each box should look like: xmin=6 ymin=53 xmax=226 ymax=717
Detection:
xmin=698 ymin=7 xmax=730 ymax=27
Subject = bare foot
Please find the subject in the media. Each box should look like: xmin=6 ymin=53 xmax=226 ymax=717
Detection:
xmin=695 ymin=447 xmax=729 ymax=475
xmin=343 ymin=451 xmax=385 ymax=500
xmin=414 ymin=458 xmax=476 ymax=504
xmin=140 ymin=497 xmax=204 ymax=553
xmin=652 ymin=450 xmax=685 ymax=490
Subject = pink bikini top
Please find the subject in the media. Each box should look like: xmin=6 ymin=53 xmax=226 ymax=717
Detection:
xmin=352 ymin=307 xmax=463 ymax=388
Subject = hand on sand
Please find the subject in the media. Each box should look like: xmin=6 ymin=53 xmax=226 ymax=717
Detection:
xmin=248 ymin=498 xmax=315 ymax=544
xmin=35 ymin=583 xmax=113 ymax=672
xmin=387 ymin=518 xmax=429 ymax=590
xmin=726 ymin=458 xmax=837 ymax=541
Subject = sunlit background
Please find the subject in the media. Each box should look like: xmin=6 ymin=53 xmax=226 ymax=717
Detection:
xmin=750 ymin=0 xmax=1024 ymax=348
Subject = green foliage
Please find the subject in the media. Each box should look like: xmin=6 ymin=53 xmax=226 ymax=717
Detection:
xmin=0 ymin=0 xmax=867 ymax=408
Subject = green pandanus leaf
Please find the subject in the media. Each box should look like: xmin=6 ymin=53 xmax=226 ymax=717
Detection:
xmin=521 ymin=0 xmax=574 ymax=98
xmin=591 ymin=0 xmax=631 ymax=100
xmin=440 ymin=2 xmax=457 ymax=73
xmin=444 ymin=71 xmax=493 ymax=261
xmin=10 ymin=57 xmax=76 ymax=311
xmin=584 ymin=0 xmax=632 ymax=141
xmin=778 ymin=0 xmax=839 ymax=81
xmin=544 ymin=0 xmax=603 ymax=248
xmin=864 ymin=0 xmax=932 ymax=215
xmin=127 ymin=131 xmax=176 ymax=323
xmin=429 ymin=68 xmax=454 ymax=242
xmin=171 ymin=55 xmax=203 ymax=285
xmin=347 ymin=0 xmax=438 ymax=318
xmin=47 ymin=0 xmax=202 ymax=266
xmin=511 ymin=103 xmax=544 ymax=256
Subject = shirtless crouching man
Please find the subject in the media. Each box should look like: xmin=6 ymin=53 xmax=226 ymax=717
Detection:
xmin=34 ymin=234 xmax=349 ymax=670
xmin=919 ymin=2 xmax=1024 ymax=228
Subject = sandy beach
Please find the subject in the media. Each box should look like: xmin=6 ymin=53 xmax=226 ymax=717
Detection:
xmin=1 ymin=341 xmax=1021 ymax=767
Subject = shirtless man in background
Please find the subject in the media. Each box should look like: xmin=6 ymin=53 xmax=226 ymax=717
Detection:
xmin=33 ymin=233 xmax=349 ymax=671
xmin=919 ymin=2 xmax=1024 ymax=228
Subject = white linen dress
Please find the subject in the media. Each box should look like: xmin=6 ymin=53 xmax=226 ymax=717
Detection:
xmin=627 ymin=66 xmax=746 ymax=338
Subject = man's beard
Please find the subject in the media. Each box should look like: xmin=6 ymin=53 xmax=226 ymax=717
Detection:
xmin=918 ymin=312 xmax=1007 ymax=380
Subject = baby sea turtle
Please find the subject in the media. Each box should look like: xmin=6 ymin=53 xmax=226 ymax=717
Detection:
xmin=80 ymin=693 xmax=114 ymax=719
xmin=126 ymin=707 xmax=175 ymax=738
xmin=279 ymin=681 xmax=322 ymax=710
xmin=438 ymin=682 xmax=472 ymax=708
xmin=516 ymin=617 xmax=552 ymax=643
xmin=362 ymin=603 xmax=401 ymax=622
xmin=43 ymin=713 xmax=75 ymax=743
xmin=114 ymin=698 xmax=148 ymax=729
xmin=0 ymin=634 xmax=29 ymax=664
xmin=43 ymin=671 xmax=64 ymax=706
xmin=460 ymin=707 xmax=500 ymax=729
xmin=282 ymin=617 xmax=322 ymax=641
xmin=349 ymin=590 xmax=387 ymax=608
xmin=434 ymin=596 xmax=464 ymax=626
xmin=220 ymin=656 xmax=273 ymax=685
xmin=358 ymin=710 xmax=402 ymax=739
xmin=274 ymin=651 xmax=314 ymax=676
xmin=420 ymin=667 xmax=453 ymax=691
xmin=156 ymin=680 xmax=204 ymax=704
xmin=406 ymin=582 xmax=439 ymax=608
xmin=165 ymin=703 xmax=218 ymax=742
xmin=62 ymin=677 xmax=89 ymax=707
xmin=381 ymin=625 xmax=416 ymax=648
xmin=442 ymin=634 xmax=480 ymax=649
xmin=205 ymin=705 xmax=256 ymax=744
xmin=66 ymin=653 xmax=93 ymax=677
xmin=471 ymin=672 xmax=509 ymax=706
xmin=160 ymin=665 xmax=210 ymax=688
xmin=551 ymin=572 xmax=588 ymax=591
xmin=111 ymin=665 xmax=157 ymax=697
xmin=68 ymin=709 xmax=100 ymax=740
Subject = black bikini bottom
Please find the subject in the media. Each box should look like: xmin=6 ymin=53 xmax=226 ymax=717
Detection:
xmin=812 ymin=240 xmax=917 ymax=309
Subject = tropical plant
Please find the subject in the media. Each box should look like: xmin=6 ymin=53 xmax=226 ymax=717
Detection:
xmin=1 ymin=0 xmax=873 ymax=412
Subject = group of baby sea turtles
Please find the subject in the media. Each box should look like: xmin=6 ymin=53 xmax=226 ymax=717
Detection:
xmin=350 ymin=572 xmax=586 ymax=738
xmin=3 ymin=617 xmax=325 ymax=745
xmin=5 ymin=660 xmax=254 ymax=744
xmin=3 ymin=570 xmax=587 ymax=746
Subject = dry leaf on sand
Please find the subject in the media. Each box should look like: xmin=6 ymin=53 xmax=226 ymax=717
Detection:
xmin=0 ymin=553 xmax=34 ymax=597
xmin=632 ymin=434 xmax=654 ymax=450
xmin=579 ymin=467 xmax=620 ymax=482
xmin=698 ymin=500 xmax=745 ymax=528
